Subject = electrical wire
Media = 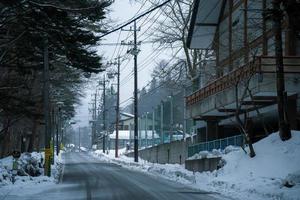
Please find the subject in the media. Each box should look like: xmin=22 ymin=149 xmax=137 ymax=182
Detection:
xmin=99 ymin=0 xmax=173 ymax=39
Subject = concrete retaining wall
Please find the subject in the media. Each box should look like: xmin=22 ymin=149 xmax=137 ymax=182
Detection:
xmin=126 ymin=137 xmax=222 ymax=172
xmin=185 ymin=157 xmax=221 ymax=172
xmin=126 ymin=137 xmax=195 ymax=164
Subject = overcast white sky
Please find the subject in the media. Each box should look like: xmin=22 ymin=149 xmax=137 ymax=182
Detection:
xmin=73 ymin=0 xmax=172 ymax=128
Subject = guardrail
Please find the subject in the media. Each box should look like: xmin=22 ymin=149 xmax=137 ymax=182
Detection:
xmin=187 ymin=135 xmax=244 ymax=157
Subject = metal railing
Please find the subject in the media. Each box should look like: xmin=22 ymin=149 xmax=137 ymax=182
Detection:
xmin=186 ymin=56 xmax=300 ymax=106
xmin=187 ymin=135 xmax=244 ymax=157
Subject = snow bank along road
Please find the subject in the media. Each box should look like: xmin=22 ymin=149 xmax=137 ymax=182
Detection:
xmin=2 ymin=152 xmax=228 ymax=200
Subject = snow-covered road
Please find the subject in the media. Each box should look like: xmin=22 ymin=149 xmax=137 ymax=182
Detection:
xmin=1 ymin=152 xmax=226 ymax=200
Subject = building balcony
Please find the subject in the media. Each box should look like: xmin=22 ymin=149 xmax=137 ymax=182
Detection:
xmin=186 ymin=56 xmax=300 ymax=121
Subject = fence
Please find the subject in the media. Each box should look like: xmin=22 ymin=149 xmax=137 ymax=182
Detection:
xmin=187 ymin=135 xmax=244 ymax=157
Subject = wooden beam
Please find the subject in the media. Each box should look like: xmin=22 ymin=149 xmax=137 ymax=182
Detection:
xmin=252 ymin=96 xmax=277 ymax=101
xmin=218 ymin=108 xmax=248 ymax=113
xmin=195 ymin=23 xmax=218 ymax=26
xmin=241 ymin=100 xmax=276 ymax=106
xmin=193 ymin=115 xmax=231 ymax=121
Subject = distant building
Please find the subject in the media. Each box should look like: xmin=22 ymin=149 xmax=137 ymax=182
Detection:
xmin=109 ymin=130 xmax=160 ymax=150
xmin=119 ymin=112 xmax=134 ymax=130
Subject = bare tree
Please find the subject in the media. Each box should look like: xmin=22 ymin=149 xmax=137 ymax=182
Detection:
xmin=136 ymin=0 xmax=215 ymax=90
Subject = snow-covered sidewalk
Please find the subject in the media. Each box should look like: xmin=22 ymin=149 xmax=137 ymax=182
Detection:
xmin=92 ymin=131 xmax=300 ymax=200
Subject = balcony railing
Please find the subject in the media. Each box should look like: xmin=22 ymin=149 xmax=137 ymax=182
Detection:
xmin=186 ymin=56 xmax=300 ymax=106
xmin=187 ymin=135 xmax=244 ymax=157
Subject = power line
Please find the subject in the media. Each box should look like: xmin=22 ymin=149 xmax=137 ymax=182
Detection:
xmin=120 ymin=97 xmax=133 ymax=105
xmin=110 ymin=29 xmax=122 ymax=60
xmin=120 ymin=46 xmax=182 ymax=97
xmin=137 ymin=47 xmax=183 ymax=97
xmin=119 ymin=43 xmax=169 ymax=86
xmin=137 ymin=10 xmax=166 ymax=40
xmin=99 ymin=0 xmax=172 ymax=39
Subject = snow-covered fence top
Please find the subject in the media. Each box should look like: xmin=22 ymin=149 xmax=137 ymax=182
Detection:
xmin=188 ymin=134 xmax=244 ymax=157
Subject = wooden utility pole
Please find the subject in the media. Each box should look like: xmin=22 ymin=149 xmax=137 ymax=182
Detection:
xmin=272 ymin=0 xmax=291 ymax=140
xmin=78 ymin=126 xmax=81 ymax=151
xmin=43 ymin=38 xmax=51 ymax=176
xmin=56 ymin=106 xmax=61 ymax=156
xmin=102 ymin=75 xmax=107 ymax=153
xmin=133 ymin=21 xmax=139 ymax=162
xmin=115 ymin=57 xmax=121 ymax=158
xmin=91 ymin=92 xmax=97 ymax=146
xmin=121 ymin=21 xmax=140 ymax=162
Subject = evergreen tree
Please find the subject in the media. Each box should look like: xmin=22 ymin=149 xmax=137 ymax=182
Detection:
xmin=0 ymin=0 xmax=112 ymax=155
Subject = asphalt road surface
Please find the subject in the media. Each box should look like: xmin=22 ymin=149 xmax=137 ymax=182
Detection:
xmin=2 ymin=152 xmax=228 ymax=200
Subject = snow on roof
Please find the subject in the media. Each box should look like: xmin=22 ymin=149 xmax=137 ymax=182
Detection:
xmin=120 ymin=112 xmax=134 ymax=118
xmin=187 ymin=0 xmax=223 ymax=49
xmin=119 ymin=112 xmax=134 ymax=122
xmin=109 ymin=130 xmax=160 ymax=140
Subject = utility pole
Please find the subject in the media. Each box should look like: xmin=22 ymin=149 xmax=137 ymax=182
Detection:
xmin=43 ymin=38 xmax=51 ymax=177
xmin=96 ymin=75 xmax=108 ymax=153
xmin=121 ymin=20 xmax=140 ymax=162
xmin=169 ymin=95 xmax=173 ymax=142
xmin=102 ymin=75 xmax=106 ymax=153
xmin=56 ymin=106 xmax=60 ymax=156
xmin=145 ymin=113 xmax=148 ymax=147
xmin=115 ymin=57 xmax=121 ymax=158
xmin=272 ymin=0 xmax=291 ymax=140
xmin=183 ymin=87 xmax=186 ymax=140
xmin=51 ymin=106 xmax=55 ymax=164
xmin=93 ymin=92 xmax=97 ymax=146
xmin=160 ymin=101 xmax=164 ymax=144
xmin=133 ymin=21 xmax=139 ymax=162
xmin=152 ymin=110 xmax=155 ymax=146
xmin=78 ymin=126 xmax=81 ymax=152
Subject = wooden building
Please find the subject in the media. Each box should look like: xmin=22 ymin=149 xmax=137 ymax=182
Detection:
xmin=186 ymin=0 xmax=300 ymax=142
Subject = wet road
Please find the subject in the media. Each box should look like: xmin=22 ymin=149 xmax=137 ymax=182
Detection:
xmin=2 ymin=152 xmax=225 ymax=200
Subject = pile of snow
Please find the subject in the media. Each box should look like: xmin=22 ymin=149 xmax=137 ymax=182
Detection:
xmin=0 ymin=151 xmax=63 ymax=187
xmin=93 ymin=147 xmax=128 ymax=159
xmin=92 ymin=131 xmax=300 ymax=200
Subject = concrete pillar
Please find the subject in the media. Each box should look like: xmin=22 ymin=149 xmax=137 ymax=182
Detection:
xmin=206 ymin=120 xmax=219 ymax=141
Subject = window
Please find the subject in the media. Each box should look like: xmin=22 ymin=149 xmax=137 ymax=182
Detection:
xmin=247 ymin=0 xmax=263 ymax=42
xmin=124 ymin=125 xmax=129 ymax=130
xmin=233 ymin=56 xmax=244 ymax=68
xmin=267 ymin=33 xmax=285 ymax=56
xmin=219 ymin=18 xmax=230 ymax=61
xmin=232 ymin=5 xmax=244 ymax=52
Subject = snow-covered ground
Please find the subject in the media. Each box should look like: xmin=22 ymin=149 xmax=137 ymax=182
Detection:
xmin=0 ymin=151 xmax=63 ymax=197
xmin=92 ymin=131 xmax=300 ymax=200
